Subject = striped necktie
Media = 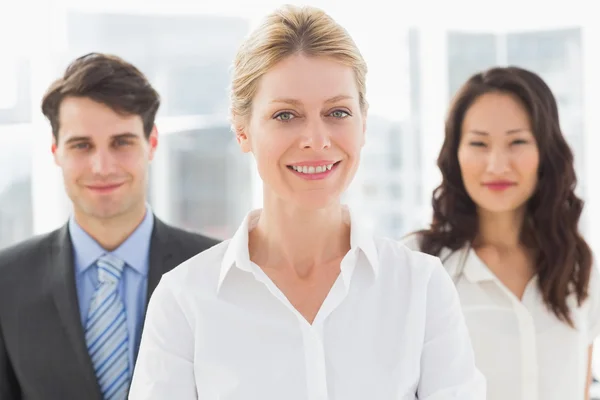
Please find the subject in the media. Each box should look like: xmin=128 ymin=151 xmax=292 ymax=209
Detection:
xmin=85 ymin=253 xmax=130 ymax=400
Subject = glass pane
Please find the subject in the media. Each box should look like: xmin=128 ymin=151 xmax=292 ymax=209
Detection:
xmin=64 ymin=11 xmax=249 ymax=118
xmin=0 ymin=126 xmax=34 ymax=249
xmin=151 ymin=125 xmax=252 ymax=239
xmin=0 ymin=57 xmax=32 ymax=124
xmin=447 ymin=32 xmax=497 ymax=100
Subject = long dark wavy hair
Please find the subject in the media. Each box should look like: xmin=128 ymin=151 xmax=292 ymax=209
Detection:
xmin=414 ymin=66 xmax=592 ymax=326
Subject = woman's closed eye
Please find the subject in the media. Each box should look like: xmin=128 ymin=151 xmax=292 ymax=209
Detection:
xmin=469 ymin=141 xmax=486 ymax=147
xmin=468 ymin=139 xmax=530 ymax=147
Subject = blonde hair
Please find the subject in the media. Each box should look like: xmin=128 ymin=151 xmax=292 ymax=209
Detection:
xmin=230 ymin=4 xmax=368 ymax=126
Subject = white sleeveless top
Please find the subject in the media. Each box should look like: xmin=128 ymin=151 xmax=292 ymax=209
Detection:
xmin=402 ymin=234 xmax=600 ymax=400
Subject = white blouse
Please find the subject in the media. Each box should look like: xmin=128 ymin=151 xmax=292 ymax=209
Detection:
xmin=403 ymin=235 xmax=600 ymax=400
xmin=129 ymin=209 xmax=486 ymax=399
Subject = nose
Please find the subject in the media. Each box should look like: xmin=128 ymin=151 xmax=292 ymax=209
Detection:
xmin=299 ymin=118 xmax=331 ymax=150
xmin=90 ymin=149 xmax=116 ymax=175
xmin=486 ymin=147 xmax=511 ymax=174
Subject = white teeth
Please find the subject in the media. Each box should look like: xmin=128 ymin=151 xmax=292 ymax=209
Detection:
xmin=291 ymin=163 xmax=335 ymax=174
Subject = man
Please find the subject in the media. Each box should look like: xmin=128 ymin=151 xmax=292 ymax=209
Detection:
xmin=0 ymin=53 xmax=219 ymax=400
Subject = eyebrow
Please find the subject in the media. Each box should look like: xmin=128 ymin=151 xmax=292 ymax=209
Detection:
xmin=269 ymin=94 xmax=355 ymax=106
xmin=64 ymin=132 xmax=140 ymax=144
xmin=468 ymin=128 xmax=529 ymax=135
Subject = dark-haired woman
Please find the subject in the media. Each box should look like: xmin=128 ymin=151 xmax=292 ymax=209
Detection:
xmin=404 ymin=66 xmax=600 ymax=400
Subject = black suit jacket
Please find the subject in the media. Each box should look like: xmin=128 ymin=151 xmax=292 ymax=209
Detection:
xmin=0 ymin=216 xmax=219 ymax=400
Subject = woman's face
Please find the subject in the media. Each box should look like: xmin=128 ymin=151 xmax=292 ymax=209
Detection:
xmin=236 ymin=54 xmax=366 ymax=210
xmin=458 ymin=92 xmax=540 ymax=215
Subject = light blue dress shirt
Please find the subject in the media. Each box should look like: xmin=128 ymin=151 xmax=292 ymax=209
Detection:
xmin=70 ymin=208 xmax=154 ymax=369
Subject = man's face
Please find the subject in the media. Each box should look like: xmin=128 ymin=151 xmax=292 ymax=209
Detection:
xmin=52 ymin=96 xmax=157 ymax=221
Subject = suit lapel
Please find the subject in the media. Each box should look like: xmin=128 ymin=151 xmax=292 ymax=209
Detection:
xmin=50 ymin=224 xmax=102 ymax=398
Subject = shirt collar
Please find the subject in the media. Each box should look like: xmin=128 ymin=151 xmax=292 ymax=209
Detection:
xmin=69 ymin=206 xmax=154 ymax=276
xmin=218 ymin=206 xmax=380 ymax=293
xmin=459 ymin=245 xmax=497 ymax=283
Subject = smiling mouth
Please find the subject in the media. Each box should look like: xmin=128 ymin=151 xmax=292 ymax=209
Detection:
xmin=483 ymin=182 xmax=516 ymax=191
xmin=86 ymin=183 xmax=124 ymax=192
xmin=287 ymin=161 xmax=341 ymax=175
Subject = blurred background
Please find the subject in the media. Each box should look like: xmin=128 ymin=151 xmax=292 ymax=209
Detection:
xmin=1 ymin=0 xmax=600 ymax=393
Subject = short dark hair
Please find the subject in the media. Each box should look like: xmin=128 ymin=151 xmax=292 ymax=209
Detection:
xmin=412 ymin=66 xmax=592 ymax=327
xmin=41 ymin=52 xmax=160 ymax=141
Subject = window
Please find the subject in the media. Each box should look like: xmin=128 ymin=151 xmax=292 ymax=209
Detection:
xmin=0 ymin=126 xmax=33 ymax=249
xmin=149 ymin=123 xmax=252 ymax=239
xmin=388 ymin=183 xmax=402 ymax=199
xmin=0 ymin=58 xmax=32 ymax=124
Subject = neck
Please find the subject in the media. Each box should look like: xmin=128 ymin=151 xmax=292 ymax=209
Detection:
xmin=73 ymin=204 xmax=147 ymax=251
xmin=250 ymin=196 xmax=350 ymax=277
xmin=475 ymin=207 xmax=526 ymax=250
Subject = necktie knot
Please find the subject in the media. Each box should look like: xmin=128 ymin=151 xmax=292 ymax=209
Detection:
xmin=96 ymin=253 xmax=125 ymax=284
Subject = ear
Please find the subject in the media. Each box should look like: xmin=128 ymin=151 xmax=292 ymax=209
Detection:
xmin=235 ymin=123 xmax=252 ymax=153
xmin=148 ymin=125 xmax=158 ymax=161
xmin=51 ymin=134 xmax=60 ymax=166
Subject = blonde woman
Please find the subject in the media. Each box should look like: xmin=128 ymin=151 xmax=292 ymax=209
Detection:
xmin=129 ymin=5 xmax=485 ymax=399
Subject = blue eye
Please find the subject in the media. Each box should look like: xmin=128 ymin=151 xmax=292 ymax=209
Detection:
xmin=330 ymin=110 xmax=350 ymax=118
xmin=275 ymin=112 xmax=295 ymax=121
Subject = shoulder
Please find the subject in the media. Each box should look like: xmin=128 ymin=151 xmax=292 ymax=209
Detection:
xmin=400 ymin=232 xmax=466 ymax=272
xmin=372 ymin=236 xmax=462 ymax=313
xmin=381 ymin=233 xmax=469 ymax=282
xmin=374 ymin=235 xmax=444 ymax=281
xmin=0 ymin=227 xmax=62 ymax=268
xmin=154 ymin=218 xmax=221 ymax=255
xmin=583 ymin=263 xmax=600 ymax=340
xmin=400 ymin=232 xmax=422 ymax=251
xmin=170 ymin=225 xmax=220 ymax=250
xmin=394 ymin=232 xmax=447 ymax=274
xmin=0 ymin=227 xmax=65 ymax=297
xmin=159 ymin=239 xmax=231 ymax=294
